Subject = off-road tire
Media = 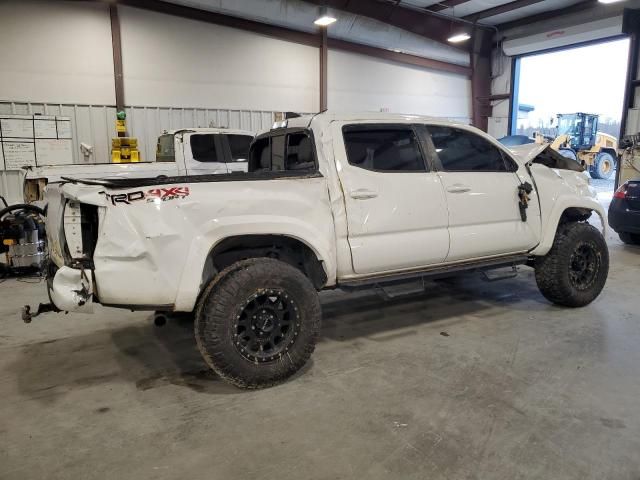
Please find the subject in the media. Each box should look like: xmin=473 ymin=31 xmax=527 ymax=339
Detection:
xmin=195 ymin=258 xmax=321 ymax=389
xmin=619 ymin=232 xmax=640 ymax=245
xmin=534 ymin=222 xmax=608 ymax=307
xmin=589 ymin=152 xmax=615 ymax=180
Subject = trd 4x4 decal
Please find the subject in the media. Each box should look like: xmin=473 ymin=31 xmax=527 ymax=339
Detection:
xmin=105 ymin=186 xmax=190 ymax=206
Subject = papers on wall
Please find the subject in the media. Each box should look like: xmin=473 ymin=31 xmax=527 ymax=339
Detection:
xmin=34 ymin=119 xmax=57 ymax=138
xmin=35 ymin=139 xmax=73 ymax=166
xmin=0 ymin=115 xmax=74 ymax=170
xmin=1 ymin=117 xmax=34 ymax=139
xmin=57 ymin=119 xmax=72 ymax=139
xmin=3 ymin=141 xmax=36 ymax=170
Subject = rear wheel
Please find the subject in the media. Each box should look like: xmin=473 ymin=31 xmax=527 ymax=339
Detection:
xmin=534 ymin=222 xmax=608 ymax=307
xmin=195 ymin=258 xmax=321 ymax=388
xmin=619 ymin=232 xmax=640 ymax=245
xmin=590 ymin=152 xmax=615 ymax=180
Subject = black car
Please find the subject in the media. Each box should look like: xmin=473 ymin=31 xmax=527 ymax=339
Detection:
xmin=609 ymin=180 xmax=640 ymax=245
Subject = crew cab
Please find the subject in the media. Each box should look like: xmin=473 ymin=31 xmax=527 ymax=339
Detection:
xmin=22 ymin=128 xmax=253 ymax=202
xmin=29 ymin=112 xmax=609 ymax=389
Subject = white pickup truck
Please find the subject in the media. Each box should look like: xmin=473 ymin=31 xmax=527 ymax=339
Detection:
xmin=30 ymin=112 xmax=609 ymax=389
xmin=22 ymin=128 xmax=253 ymax=202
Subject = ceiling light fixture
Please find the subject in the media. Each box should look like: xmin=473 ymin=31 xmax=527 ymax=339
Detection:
xmin=448 ymin=32 xmax=471 ymax=43
xmin=314 ymin=6 xmax=336 ymax=26
xmin=598 ymin=0 xmax=626 ymax=3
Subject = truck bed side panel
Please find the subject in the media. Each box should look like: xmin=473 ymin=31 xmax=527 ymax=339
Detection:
xmin=90 ymin=176 xmax=336 ymax=310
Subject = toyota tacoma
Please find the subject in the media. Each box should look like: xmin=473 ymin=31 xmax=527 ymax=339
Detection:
xmin=28 ymin=112 xmax=609 ymax=388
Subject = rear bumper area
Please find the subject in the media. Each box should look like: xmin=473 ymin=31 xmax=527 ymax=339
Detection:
xmin=49 ymin=266 xmax=94 ymax=313
xmin=608 ymin=199 xmax=640 ymax=234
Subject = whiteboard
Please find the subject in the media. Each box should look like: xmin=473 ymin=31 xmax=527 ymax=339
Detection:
xmin=1 ymin=117 xmax=34 ymax=138
xmin=35 ymin=139 xmax=73 ymax=166
xmin=57 ymin=119 xmax=72 ymax=139
xmin=34 ymin=118 xmax=58 ymax=138
xmin=3 ymin=141 xmax=36 ymax=169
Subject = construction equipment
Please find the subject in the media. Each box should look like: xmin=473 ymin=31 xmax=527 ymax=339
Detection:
xmin=551 ymin=113 xmax=618 ymax=180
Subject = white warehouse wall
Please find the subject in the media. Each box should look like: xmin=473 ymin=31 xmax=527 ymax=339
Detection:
xmin=0 ymin=1 xmax=115 ymax=105
xmin=327 ymin=50 xmax=471 ymax=122
xmin=119 ymin=6 xmax=319 ymax=112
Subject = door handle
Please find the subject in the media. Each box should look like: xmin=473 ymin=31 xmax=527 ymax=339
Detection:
xmin=350 ymin=189 xmax=378 ymax=200
xmin=446 ymin=184 xmax=471 ymax=194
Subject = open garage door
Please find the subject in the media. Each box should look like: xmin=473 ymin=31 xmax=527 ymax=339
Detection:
xmin=509 ymin=36 xmax=629 ymax=199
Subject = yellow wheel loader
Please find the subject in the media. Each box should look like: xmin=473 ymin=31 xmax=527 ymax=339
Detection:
xmin=551 ymin=113 xmax=618 ymax=180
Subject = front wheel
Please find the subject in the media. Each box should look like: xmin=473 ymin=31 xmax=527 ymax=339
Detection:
xmin=534 ymin=222 xmax=608 ymax=307
xmin=195 ymin=258 xmax=321 ymax=388
xmin=590 ymin=152 xmax=615 ymax=180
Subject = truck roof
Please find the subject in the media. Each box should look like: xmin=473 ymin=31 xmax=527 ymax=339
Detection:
xmin=283 ymin=111 xmax=471 ymax=129
xmin=163 ymin=127 xmax=254 ymax=136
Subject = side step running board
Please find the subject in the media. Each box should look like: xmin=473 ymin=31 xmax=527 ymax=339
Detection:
xmin=339 ymin=255 xmax=529 ymax=289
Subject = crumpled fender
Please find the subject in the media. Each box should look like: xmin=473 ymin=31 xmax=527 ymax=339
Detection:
xmin=529 ymin=165 xmax=607 ymax=256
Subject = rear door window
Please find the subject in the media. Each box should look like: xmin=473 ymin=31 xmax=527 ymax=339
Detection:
xmin=342 ymin=126 xmax=426 ymax=172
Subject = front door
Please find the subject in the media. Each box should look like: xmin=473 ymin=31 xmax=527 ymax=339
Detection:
xmin=425 ymin=125 xmax=541 ymax=262
xmin=332 ymin=122 xmax=450 ymax=275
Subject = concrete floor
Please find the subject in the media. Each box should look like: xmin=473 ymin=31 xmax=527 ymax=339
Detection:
xmin=2 ymin=200 xmax=640 ymax=479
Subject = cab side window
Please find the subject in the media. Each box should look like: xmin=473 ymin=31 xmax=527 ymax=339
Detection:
xmin=190 ymin=134 xmax=219 ymax=163
xmin=227 ymin=135 xmax=252 ymax=162
xmin=427 ymin=126 xmax=511 ymax=172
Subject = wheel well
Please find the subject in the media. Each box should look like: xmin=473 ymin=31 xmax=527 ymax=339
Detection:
xmin=599 ymin=148 xmax=617 ymax=160
xmin=560 ymin=207 xmax=592 ymax=223
xmin=204 ymin=235 xmax=327 ymax=290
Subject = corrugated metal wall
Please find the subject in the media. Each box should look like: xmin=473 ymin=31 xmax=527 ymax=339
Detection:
xmin=0 ymin=101 xmax=280 ymax=203
xmin=0 ymin=101 xmax=279 ymax=165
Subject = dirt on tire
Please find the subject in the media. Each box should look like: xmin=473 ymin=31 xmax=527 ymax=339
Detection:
xmin=194 ymin=258 xmax=321 ymax=389
xmin=534 ymin=222 xmax=608 ymax=307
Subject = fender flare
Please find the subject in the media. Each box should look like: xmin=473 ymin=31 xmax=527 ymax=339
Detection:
xmin=172 ymin=217 xmax=336 ymax=311
xmin=530 ymin=196 xmax=606 ymax=257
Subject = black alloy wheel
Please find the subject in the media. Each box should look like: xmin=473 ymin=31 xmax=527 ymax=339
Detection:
xmin=234 ymin=289 xmax=300 ymax=363
xmin=568 ymin=242 xmax=599 ymax=291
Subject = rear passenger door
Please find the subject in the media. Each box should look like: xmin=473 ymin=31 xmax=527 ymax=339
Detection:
xmin=184 ymin=133 xmax=229 ymax=175
xmin=425 ymin=125 xmax=540 ymax=262
xmin=332 ymin=123 xmax=450 ymax=275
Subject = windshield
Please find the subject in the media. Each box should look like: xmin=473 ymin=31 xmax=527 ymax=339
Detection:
xmin=557 ymin=116 xmax=580 ymax=137
xmin=156 ymin=134 xmax=175 ymax=162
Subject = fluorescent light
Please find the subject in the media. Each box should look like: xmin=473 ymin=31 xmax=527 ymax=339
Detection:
xmin=314 ymin=15 xmax=337 ymax=26
xmin=448 ymin=33 xmax=471 ymax=43
xmin=598 ymin=0 xmax=625 ymax=3
xmin=314 ymin=6 xmax=336 ymax=26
